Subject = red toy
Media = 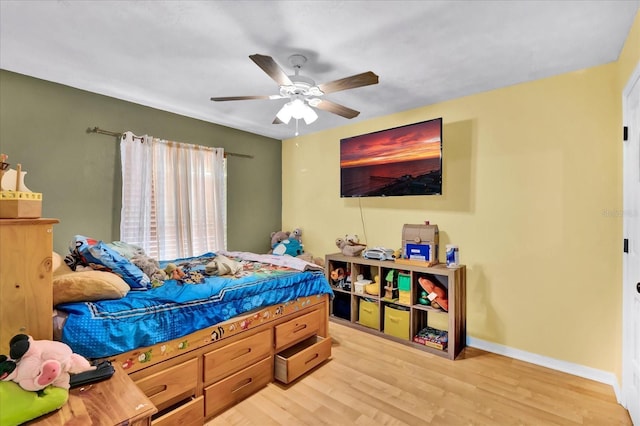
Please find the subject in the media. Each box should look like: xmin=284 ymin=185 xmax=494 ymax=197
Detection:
xmin=417 ymin=277 xmax=449 ymax=311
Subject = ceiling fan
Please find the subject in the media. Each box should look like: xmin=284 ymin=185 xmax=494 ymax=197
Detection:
xmin=210 ymin=54 xmax=379 ymax=127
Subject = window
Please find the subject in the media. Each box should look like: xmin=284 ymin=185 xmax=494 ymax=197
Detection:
xmin=120 ymin=132 xmax=226 ymax=260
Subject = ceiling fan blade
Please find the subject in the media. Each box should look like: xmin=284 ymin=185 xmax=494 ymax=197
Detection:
xmin=210 ymin=95 xmax=275 ymax=102
xmin=314 ymin=99 xmax=360 ymax=119
xmin=317 ymin=71 xmax=379 ymax=94
xmin=249 ymin=54 xmax=294 ymax=87
xmin=273 ymin=117 xmax=284 ymax=124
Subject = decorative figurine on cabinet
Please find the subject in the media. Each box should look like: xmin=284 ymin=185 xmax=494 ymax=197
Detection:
xmin=383 ymin=270 xmax=398 ymax=301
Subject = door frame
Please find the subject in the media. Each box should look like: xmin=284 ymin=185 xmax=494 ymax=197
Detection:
xmin=622 ymin=59 xmax=640 ymax=421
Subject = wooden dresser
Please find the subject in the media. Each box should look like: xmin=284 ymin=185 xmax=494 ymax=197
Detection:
xmin=26 ymin=364 xmax=157 ymax=425
xmin=0 ymin=218 xmax=58 ymax=355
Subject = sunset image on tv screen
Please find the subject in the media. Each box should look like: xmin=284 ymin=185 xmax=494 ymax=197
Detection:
xmin=340 ymin=118 xmax=442 ymax=197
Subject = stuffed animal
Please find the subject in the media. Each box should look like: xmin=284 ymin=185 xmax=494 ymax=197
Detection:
xmin=270 ymin=230 xmax=304 ymax=257
xmin=335 ymin=237 xmax=366 ymax=257
xmin=0 ymin=380 xmax=69 ymax=426
xmin=365 ymin=275 xmax=380 ymax=296
xmin=270 ymin=231 xmax=291 ymax=248
xmin=131 ymin=253 xmax=167 ymax=287
xmin=165 ymin=263 xmax=186 ymax=280
xmin=1 ymin=334 xmax=95 ymax=391
xmin=344 ymin=234 xmax=360 ymax=245
xmin=330 ymin=267 xmax=345 ymax=284
xmin=205 ymin=255 xmax=243 ymax=276
xmin=289 ymin=228 xmax=303 ymax=242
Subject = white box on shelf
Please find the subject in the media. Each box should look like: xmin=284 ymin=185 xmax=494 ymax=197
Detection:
xmin=354 ymin=279 xmax=372 ymax=295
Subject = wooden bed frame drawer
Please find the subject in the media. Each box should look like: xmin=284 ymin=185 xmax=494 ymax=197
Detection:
xmin=274 ymin=335 xmax=331 ymax=384
xmin=204 ymin=356 xmax=273 ymax=418
xmin=135 ymin=357 xmax=198 ymax=411
xmin=152 ymin=395 xmax=204 ymax=426
xmin=275 ymin=309 xmax=321 ymax=350
xmin=203 ymin=329 xmax=272 ymax=384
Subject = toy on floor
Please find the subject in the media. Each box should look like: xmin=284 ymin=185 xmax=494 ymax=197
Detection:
xmin=0 ymin=334 xmax=95 ymax=391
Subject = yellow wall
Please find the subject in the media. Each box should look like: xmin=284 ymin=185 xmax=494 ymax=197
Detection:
xmin=283 ymin=13 xmax=640 ymax=379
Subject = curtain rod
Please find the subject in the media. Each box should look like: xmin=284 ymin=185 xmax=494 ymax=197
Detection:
xmin=87 ymin=127 xmax=254 ymax=159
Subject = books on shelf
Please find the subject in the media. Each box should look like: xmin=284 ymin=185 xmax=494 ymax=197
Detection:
xmin=413 ymin=326 xmax=448 ymax=350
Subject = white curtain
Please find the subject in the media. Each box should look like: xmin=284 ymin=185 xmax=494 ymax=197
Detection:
xmin=120 ymin=131 xmax=226 ymax=260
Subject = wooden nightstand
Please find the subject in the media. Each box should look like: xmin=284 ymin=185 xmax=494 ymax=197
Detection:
xmin=26 ymin=364 xmax=157 ymax=425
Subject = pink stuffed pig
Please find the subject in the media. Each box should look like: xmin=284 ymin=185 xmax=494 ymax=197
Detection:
xmin=2 ymin=334 xmax=95 ymax=391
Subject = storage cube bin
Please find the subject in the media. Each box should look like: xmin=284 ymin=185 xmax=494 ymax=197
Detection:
xmin=358 ymin=299 xmax=380 ymax=329
xmin=397 ymin=272 xmax=411 ymax=291
xmin=384 ymin=305 xmax=410 ymax=340
xmin=332 ymin=293 xmax=351 ymax=320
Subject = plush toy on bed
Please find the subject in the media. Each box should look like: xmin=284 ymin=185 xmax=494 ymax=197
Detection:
xmin=131 ymin=253 xmax=168 ymax=287
xmin=270 ymin=230 xmax=304 ymax=257
xmin=164 ymin=263 xmax=186 ymax=280
xmin=0 ymin=334 xmax=95 ymax=391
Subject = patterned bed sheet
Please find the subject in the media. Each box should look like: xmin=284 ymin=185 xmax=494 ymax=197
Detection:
xmin=56 ymin=252 xmax=333 ymax=359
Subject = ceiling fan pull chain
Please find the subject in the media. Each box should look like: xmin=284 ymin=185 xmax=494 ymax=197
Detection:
xmin=295 ymin=118 xmax=300 ymax=136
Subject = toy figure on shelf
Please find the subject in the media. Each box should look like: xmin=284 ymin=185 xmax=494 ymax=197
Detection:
xmin=383 ymin=270 xmax=398 ymax=301
xmin=0 ymin=154 xmax=43 ymax=218
xmin=418 ymin=291 xmax=431 ymax=305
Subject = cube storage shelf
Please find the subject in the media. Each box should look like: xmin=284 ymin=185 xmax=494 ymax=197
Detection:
xmin=325 ymin=253 xmax=466 ymax=360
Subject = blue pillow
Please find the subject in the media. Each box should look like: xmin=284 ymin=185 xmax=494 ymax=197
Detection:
xmin=80 ymin=241 xmax=151 ymax=290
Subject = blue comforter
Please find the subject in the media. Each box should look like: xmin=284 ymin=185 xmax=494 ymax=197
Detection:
xmin=57 ymin=252 xmax=333 ymax=358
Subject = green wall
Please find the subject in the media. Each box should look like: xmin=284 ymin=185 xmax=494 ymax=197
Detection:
xmin=0 ymin=70 xmax=282 ymax=255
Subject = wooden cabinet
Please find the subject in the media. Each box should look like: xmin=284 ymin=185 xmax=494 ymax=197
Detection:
xmin=0 ymin=218 xmax=58 ymax=355
xmin=119 ymin=295 xmax=331 ymax=422
xmin=27 ymin=364 xmax=157 ymax=425
xmin=325 ymin=253 xmax=466 ymax=360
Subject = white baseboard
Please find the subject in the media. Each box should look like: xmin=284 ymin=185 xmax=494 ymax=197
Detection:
xmin=467 ymin=336 xmax=623 ymax=403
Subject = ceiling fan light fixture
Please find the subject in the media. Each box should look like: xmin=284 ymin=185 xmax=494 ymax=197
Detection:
xmin=277 ymin=98 xmax=318 ymax=125
xmin=301 ymin=105 xmax=318 ymax=125
xmin=276 ymin=102 xmax=293 ymax=124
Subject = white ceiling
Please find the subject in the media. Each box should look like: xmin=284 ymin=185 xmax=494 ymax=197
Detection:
xmin=1 ymin=0 xmax=638 ymax=140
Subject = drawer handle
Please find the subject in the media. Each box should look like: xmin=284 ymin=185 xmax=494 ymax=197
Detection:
xmin=231 ymin=377 xmax=253 ymax=393
xmin=146 ymin=384 xmax=168 ymax=398
xmin=305 ymin=353 xmax=319 ymax=365
xmin=293 ymin=324 xmax=308 ymax=334
xmin=231 ymin=347 xmax=251 ymax=361
xmin=389 ymin=316 xmax=400 ymax=323
xmin=362 ymin=308 xmax=372 ymax=314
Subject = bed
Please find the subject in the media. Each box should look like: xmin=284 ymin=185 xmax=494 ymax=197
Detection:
xmin=52 ymin=245 xmax=334 ymax=423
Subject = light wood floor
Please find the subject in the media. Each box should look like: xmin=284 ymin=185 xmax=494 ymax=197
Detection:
xmin=207 ymin=322 xmax=632 ymax=425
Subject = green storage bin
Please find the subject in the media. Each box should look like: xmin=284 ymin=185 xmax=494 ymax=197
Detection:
xmin=397 ymin=272 xmax=411 ymax=291
xmin=384 ymin=304 xmax=410 ymax=339
xmin=358 ymin=299 xmax=380 ymax=329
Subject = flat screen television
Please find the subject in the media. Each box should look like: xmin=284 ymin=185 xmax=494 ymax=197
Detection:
xmin=340 ymin=117 xmax=442 ymax=197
